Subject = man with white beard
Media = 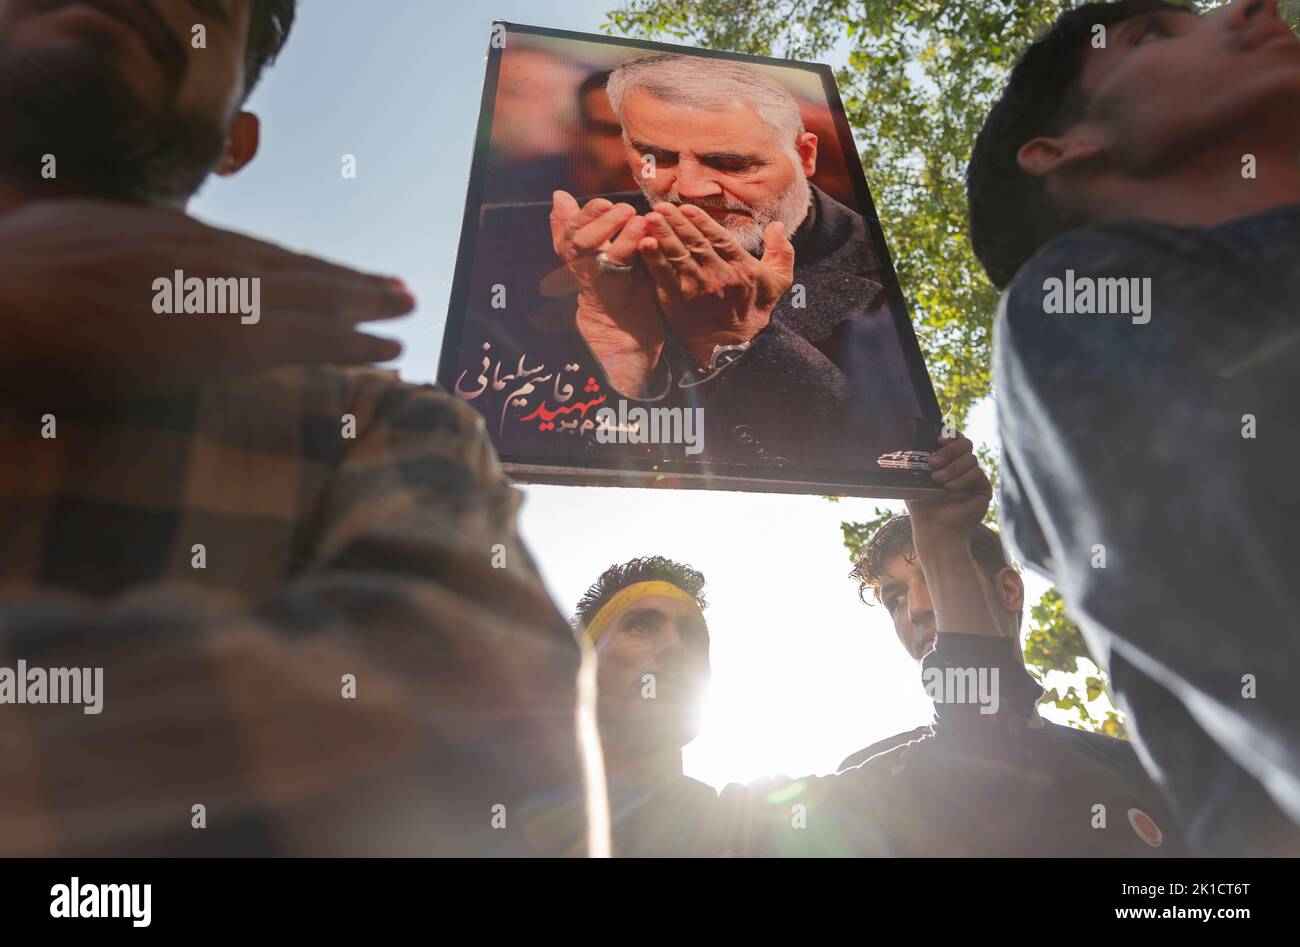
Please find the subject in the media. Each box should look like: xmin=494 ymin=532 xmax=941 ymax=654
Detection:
xmin=457 ymin=53 xmax=925 ymax=469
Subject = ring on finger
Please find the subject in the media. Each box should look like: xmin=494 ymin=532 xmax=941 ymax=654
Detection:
xmin=596 ymin=251 xmax=634 ymax=274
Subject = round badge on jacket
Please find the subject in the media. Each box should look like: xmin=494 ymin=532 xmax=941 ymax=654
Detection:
xmin=1127 ymin=807 xmax=1164 ymax=848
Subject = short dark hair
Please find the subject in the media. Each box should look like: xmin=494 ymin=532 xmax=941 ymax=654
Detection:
xmin=576 ymin=70 xmax=613 ymax=122
xmin=967 ymin=0 xmax=1187 ymax=289
xmin=244 ymin=0 xmax=297 ymax=98
xmin=851 ymin=515 xmax=1011 ymax=604
xmin=573 ymin=556 xmax=707 ymax=630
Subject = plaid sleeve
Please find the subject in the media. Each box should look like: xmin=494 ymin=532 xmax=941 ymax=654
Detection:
xmin=0 ymin=377 xmax=592 ymax=856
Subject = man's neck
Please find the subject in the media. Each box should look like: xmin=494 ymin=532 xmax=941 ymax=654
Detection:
xmin=1008 ymin=650 xmax=1046 ymax=728
xmin=790 ymin=184 xmax=816 ymax=243
xmin=1079 ymin=147 xmax=1300 ymax=231
xmin=0 ymin=173 xmax=183 ymax=216
xmin=0 ymin=175 xmax=107 ymax=216
xmin=602 ymin=743 xmax=685 ymax=794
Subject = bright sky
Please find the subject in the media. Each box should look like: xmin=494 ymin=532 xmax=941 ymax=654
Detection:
xmin=192 ymin=0 xmax=1068 ymax=789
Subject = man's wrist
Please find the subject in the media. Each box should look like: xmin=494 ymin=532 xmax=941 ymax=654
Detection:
xmin=576 ymin=319 xmax=663 ymax=397
xmin=683 ymin=325 xmax=767 ymax=371
xmin=910 ymin=523 xmax=976 ymax=555
xmin=594 ymin=351 xmax=662 ymax=399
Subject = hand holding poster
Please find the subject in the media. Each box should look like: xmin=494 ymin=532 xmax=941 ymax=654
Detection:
xmin=439 ymin=22 xmax=944 ymax=497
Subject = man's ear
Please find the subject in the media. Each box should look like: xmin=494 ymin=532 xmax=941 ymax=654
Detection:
xmin=1016 ymin=129 xmax=1103 ymax=179
xmin=996 ymin=566 xmax=1025 ymax=615
xmin=795 ymin=131 xmax=818 ymax=178
xmin=215 ymin=111 xmax=261 ymax=177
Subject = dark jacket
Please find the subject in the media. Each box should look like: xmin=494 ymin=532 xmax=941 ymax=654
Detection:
xmin=995 ymin=205 xmax=1300 ymax=856
xmin=449 ymin=184 xmax=925 ymax=470
xmin=717 ymin=634 xmax=1191 ymax=857
xmin=616 ymin=634 xmax=1191 ymax=856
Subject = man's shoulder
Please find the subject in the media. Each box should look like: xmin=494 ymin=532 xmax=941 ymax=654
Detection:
xmin=1011 ymin=217 xmax=1207 ymax=285
xmin=226 ymin=366 xmax=488 ymax=444
xmin=837 ymin=725 xmax=931 ymax=772
xmin=811 ymin=185 xmax=867 ymax=229
xmin=336 ymin=369 xmax=496 ymax=457
xmin=676 ymin=774 xmax=720 ymax=801
xmin=1002 ymin=223 xmax=1151 ymax=326
xmin=1000 ymin=209 xmax=1296 ymax=327
xmin=1036 ymin=721 xmax=1189 ymax=846
xmin=1039 ymin=720 xmax=1143 ymax=768
xmin=993 ymin=221 xmax=1179 ymax=376
xmin=806 ymin=185 xmax=875 ymax=266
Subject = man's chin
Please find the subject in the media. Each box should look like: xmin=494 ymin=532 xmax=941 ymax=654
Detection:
xmin=607 ymin=707 xmax=701 ymax=751
xmin=657 ymin=711 xmax=703 ymax=749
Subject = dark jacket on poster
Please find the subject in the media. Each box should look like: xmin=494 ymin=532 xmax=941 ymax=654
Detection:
xmin=450 ymin=183 xmax=925 ymax=471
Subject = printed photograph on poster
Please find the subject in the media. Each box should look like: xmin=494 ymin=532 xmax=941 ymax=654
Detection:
xmin=438 ymin=22 xmax=944 ymax=497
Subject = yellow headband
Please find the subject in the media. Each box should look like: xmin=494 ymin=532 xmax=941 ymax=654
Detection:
xmin=583 ymin=580 xmax=702 ymax=644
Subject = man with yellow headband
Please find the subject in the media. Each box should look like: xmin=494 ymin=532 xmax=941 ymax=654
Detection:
xmin=574 ymin=556 xmax=720 ymax=856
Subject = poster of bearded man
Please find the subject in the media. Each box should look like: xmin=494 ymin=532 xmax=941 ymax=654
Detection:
xmin=439 ymin=21 xmax=943 ymax=498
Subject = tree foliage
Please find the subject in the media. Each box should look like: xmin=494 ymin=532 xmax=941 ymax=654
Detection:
xmin=1025 ymin=588 xmax=1127 ymax=738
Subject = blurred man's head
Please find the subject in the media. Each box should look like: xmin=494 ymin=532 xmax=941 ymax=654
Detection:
xmin=0 ymin=0 xmax=295 ymax=206
xmin=852 ymin=516 xmax=1024 ymax=661
xmin=574 ymin=69 xmax=631 ymax=194
xmin=605 ymin=53 xmax=817 ymax=253
xmin=575 ymin=555 xmax=710 ymax=758
xmin=968 ymin=0 xmax=1300 ymax=288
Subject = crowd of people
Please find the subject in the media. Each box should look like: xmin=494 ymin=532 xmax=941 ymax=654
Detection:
xmin=1 ymin=0 xmax=1297 ymax=857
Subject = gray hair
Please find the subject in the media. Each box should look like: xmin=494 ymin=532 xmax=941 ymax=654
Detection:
xmin=605 ymin=54 xmax=805 ymax=152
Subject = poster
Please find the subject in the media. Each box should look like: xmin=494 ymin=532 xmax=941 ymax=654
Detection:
xmin=438 ymin=22 xmax=944 ymax=497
